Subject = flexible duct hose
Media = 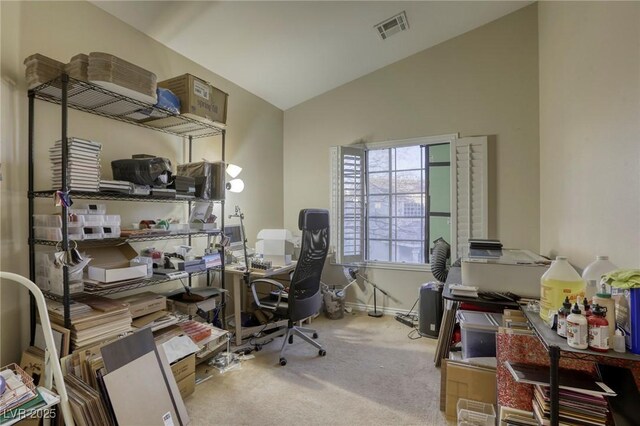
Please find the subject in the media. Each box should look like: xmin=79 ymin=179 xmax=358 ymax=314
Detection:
xmin=430 ymin=237 xmax=451 ymax=282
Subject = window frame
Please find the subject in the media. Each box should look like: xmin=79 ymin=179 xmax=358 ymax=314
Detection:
xmin=363 ymin=134 xmax=457 ymax=270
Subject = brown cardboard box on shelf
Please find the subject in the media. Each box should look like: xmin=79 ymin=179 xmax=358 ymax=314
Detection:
xmin=444 ymin=359 xmax=497 ymax=419
xmin=115 ymin=291 xmax=166 ymax=319
xmin=85 ymin=243 xmax=148 ymax=283
xmin=176 ymin=372 xmax=196 ymax=399
xmin=171 ymin=353 xmax=195 ymax=383
xmin=158 ymin=74 xmax=228 ymax=124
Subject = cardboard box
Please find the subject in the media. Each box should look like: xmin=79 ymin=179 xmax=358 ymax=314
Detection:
xmin=86 ymin=243 xmax=148 ymax=283
xmin=445 ymin=360 xmax=497 ymax=419
xmin=158 ymin=74 xmax=228 ymax=124
xmin=171 ymin=353 xmax=195 ymax=383
xmin=167 ymin=297 xmax=217 ymax=317
xmin=176 ymin=372 xmax=196 ymax=399
xmin=116 ymin=292 xmax=166 ymax=319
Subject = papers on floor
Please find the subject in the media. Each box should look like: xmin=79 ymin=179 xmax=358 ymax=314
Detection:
xmin=0 ymin=368 xmax=37 ymax=414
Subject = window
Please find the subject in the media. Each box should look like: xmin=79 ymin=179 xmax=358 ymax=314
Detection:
xmin=331 ymin=135 xmax=488 ymax=267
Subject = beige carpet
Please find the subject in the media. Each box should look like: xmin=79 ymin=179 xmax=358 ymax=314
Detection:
xmin=186 ymin=312 xmax=449 ymax=425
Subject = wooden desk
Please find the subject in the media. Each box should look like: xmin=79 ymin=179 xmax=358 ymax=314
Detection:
xmin=226 ymin=262 xmax=296 ymax=345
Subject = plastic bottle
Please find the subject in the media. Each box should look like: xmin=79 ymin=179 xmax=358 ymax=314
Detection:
xmin=613 ymin=329 xmax=626 ymax=353
xmin=557 ymin=296 xmax=572 ymax=338
xmin=567 ymin=303 xmax=588 ymax=349
xmin=540 ymin=256 xmax=585 ymax=326
xmin=593 ymin=283 xmax=616 ymax=338
xmin=582 ymin=255 xmax=617 ymax=300
xmin=583 ymin=298 xmax=592 ymax=317
xmin=588 ymin=304 xmax=609 ymax=352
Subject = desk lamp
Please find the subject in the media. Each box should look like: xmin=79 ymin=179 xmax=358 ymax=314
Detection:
xmin=225 ymin=163 xmax=244 ymax=193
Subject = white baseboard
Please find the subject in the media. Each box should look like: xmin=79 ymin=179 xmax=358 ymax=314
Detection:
xmin=344 ymin=302 xmax=411 ymax=317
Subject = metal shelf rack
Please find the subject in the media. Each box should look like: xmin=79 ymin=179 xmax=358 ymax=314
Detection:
xmin=31 ymin=190 xmax=224 ymax=203
xmin=523 ymin=309 xmax=640 ymax=425
xmin=41 ymin=269 xmax=221 ymax=300
xmin=28 ymin=73 xmax=227 ymax=330
xmin=32 ymin=230 xmax=222 ymax=247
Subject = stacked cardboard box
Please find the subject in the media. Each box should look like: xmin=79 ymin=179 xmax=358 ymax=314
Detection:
xmin=88 ymin=52 xmax=157 ymax=104
xmin=24 ymin=53 xmax=65 ymax=89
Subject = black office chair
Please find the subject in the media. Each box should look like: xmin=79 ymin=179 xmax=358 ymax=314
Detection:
xmin=250 ymin=209 xmax=330 ymax=366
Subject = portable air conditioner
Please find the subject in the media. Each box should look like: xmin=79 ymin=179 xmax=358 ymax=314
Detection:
xmin=419 ymin=282 xmax=443 ymax=338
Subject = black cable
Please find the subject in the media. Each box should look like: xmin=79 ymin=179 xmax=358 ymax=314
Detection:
xmin=407 ymin=328 xmax=422 ymax=340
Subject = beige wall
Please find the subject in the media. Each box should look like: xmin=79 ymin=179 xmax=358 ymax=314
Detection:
xmin=285 ymin=5 xmax=540 ymax=310
xmin=539 ymin=2 xmax=640 ymax=270
xmin=0 ymin=1 xmax=284 ymax=364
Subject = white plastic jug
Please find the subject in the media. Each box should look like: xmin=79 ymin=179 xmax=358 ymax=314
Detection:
xmin=540 ymin=256 xmax=585 ymax=327
xmin=582 ymin=256 xmax=617 ymax=301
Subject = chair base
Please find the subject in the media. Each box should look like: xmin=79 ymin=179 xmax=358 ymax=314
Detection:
xmin=279 ymin=325 xmax=325 ymax=365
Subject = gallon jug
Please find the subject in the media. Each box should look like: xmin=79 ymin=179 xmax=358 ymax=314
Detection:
xmin=540 ymin=256 xmax=585 ymax=326
xmin=582 ymin=256 xmax=617 ymax=301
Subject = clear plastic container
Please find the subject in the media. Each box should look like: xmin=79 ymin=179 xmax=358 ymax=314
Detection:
xmin=539 ymin=256 xmax=585 ymax=326
xmin=34 ymin=227 xmax=63 ymax=241
xmin=33 ymin=214 xmax=62 ymax=228
xmin=457 ymin=399 xmax=496 ymax=426
xmin=457 ymin=310 xmax=503 ymax=359
xmin=82 ymin=226 xmax=104 ymax=240
xmin=582 ymin=256 xmax=618 ymax=300
xmin=78 ymin=214 xmax=104 ymax=226
xmin=103 ymin=215 xmax=121 ymax=226
xmin=81 ymin=203 xmax=106 ymax=215
xmin=102 ymin=226 xmax=121 ymax=239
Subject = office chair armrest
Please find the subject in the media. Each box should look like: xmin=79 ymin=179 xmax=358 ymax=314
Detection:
xmin=250 ymin=278 xmax=285 ymax=311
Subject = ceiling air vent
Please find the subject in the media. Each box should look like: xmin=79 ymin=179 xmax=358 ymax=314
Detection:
xmin=374 ymin=11 xmax=409 ymax=40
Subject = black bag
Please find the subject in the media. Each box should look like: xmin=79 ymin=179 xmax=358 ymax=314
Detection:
xmin=111 ymin=157 xmax=173 ymax=187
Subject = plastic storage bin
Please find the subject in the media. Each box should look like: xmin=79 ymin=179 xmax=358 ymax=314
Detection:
xmin=81 ymin=204 xmax=106 ymax=215
xmin=33 ymin=215 xmax=62 ymax=228
xmin=102 ymin=226 xmax=121 ymax=239
xmin=82 ymin=226 xmax=103 ymax=240
xmin=78 ymin=214 xmax=104 ymax=226
xmin=103 ymin=215 xmax=121 ymax=226
xmin=457 ymin=310 xmax=503 ymax=359
xmin=456 ymin=399 xmax=496 ymax=426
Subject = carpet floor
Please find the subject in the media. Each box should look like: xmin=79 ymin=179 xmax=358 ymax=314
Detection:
xmin=185 ymin=312 xmax=450 ymax=425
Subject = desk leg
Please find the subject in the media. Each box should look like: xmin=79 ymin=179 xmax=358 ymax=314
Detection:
xmin=549 ymin=345 xmax=560 ymax=426
xmin=234 ymin=274 xmax=243 ymax=346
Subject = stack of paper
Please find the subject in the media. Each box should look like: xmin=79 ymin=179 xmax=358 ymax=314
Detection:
xmin=64 ymin=373 xmax=112 ymax=425
xmin=48 ymin=295 xmax=132 ymax=351
xmin=50 ymin=137 xmax=102 ymax=192
xmin=99 ymin=179 xmax=133 ymax=194
xmin=449 ymin=284 xmax=479 ymax=298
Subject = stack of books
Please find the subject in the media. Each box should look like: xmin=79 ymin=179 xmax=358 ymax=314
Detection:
xmin=50 ymin=137 xmax=102 ymax=192
xmin=48 ymin=295 xmax=132 ymax=351
xmin=532 ymin=385 xmax=611 ymax=425
xmin=505 ymin=362 xmax=615 ymax=426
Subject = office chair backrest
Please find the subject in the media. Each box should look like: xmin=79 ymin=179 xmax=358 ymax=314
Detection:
xmin=288 ymin=209 xmax=330 ymax=322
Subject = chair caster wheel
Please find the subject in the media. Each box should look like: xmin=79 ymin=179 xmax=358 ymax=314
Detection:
xmin=319 ymin=349 xmax=326 ymax=357
xmin=288 ymin=335 xmax=293 ymax=344
xmin=279 ymin=357 xmax=287 ymax=366
xmin=312 ymin=333 xmax=318 ymax=339
xmin=254 ymin=344 xmax=262 ymax=352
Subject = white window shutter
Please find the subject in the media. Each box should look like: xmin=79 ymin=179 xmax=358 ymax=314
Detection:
xmin=330 ymin=145 xmax=366 ymax=265
xmin=451 ymin=136 xmax=488 ymax=259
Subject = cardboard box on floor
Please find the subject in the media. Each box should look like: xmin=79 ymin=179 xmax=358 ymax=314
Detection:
xmin=444 ymin=359 xmax=497 ymax=419
xmin=85 ymin=243 xmax=147 ymax=283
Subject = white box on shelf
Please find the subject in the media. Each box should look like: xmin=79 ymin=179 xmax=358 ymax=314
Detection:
xmin=86 ymin=243 xmax=148 ymax=283
xmin=103 ymin=215 xmax=121 ymax=226
xmin=81 ymin=203 xmax=106 ymax=215
xmin=78 ymin=214 xmax=104 ymax=226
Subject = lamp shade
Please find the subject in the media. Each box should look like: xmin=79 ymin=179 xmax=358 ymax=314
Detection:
xmin=226 ymin=164 xmax=242 ymax=178
xmin=226 ymin=178 xmax=245 ymax=193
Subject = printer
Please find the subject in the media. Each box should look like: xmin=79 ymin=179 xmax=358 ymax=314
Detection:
xmin=461 ymin=249 xmax=550 ymax=299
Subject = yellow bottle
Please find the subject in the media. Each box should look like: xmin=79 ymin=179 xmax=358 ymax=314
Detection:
xmin=540 ymin=256 xmax=585 ymax=327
